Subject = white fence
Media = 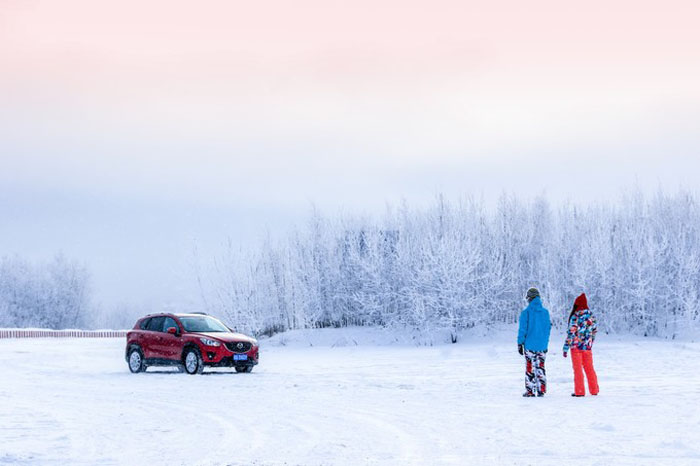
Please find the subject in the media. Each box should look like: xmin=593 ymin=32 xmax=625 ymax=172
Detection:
xmin=0 ymin=329 xmax=127 ymax=339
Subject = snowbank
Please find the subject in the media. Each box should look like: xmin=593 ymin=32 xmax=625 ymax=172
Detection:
xmin=261 ymin=324 xmax=698 ymax=349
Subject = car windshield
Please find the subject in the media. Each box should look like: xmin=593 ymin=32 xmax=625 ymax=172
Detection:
xmin=179 ymin=316 xmax=229 ymax=333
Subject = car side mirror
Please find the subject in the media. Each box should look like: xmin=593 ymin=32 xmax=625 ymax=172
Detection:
xmin=167 ymin=327 xmax=178 ymax=335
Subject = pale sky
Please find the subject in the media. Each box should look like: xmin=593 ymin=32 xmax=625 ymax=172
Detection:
xmin=1 ymin=0 xmax=699 ymax=311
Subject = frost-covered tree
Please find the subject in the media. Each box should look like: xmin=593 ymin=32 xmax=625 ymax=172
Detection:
xmin=0 ymin=254 xmax=91 ymax=329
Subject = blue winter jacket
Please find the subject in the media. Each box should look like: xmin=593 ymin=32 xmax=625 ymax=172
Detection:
xmin=517 ymin=296 xmax=551 ymax=352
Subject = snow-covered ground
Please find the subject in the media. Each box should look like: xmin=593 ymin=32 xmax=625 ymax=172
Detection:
xmin=1 ymin=329 xmax=699 ymax=465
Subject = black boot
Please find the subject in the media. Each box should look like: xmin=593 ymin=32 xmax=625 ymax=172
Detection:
xmin=571 ymin=393 xmax=584 ymax=397
xmin=523 ymin=392 xmax=535 ymax=397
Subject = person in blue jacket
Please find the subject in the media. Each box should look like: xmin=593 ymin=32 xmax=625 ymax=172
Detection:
xmin=517 ymin=287 xmax=552 ymax=397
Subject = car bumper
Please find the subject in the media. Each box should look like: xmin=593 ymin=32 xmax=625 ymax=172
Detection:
xmin=201 ymin=347 xmax=259 ymax=366
xmin=205 ymin=355 xmax=259 ymax=368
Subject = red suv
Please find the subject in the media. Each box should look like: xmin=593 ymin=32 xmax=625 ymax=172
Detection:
xmin=125 ymin=313 xmax=259 ymax=374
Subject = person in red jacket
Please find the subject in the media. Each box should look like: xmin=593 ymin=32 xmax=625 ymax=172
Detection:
xmin=563 ymin=293 xmax=599 ymax=397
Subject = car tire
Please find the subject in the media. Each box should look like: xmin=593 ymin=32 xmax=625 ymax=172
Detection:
xmin=128 ymin=347 xmax=145 ymax=373
xmin=184 ymin=348 xmax=204 ymax=375
xmin=235 ymin=366 xmax=253 ymax=373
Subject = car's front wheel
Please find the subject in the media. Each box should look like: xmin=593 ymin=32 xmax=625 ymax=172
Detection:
xmin=184 ymin=348 xmax=204 ymax=374
xmin=235 ymin=366 xmax=253 ymax=373
xmin=128 ymin=347 xmax=145 ymax=373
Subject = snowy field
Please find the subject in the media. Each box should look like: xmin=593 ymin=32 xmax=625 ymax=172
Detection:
xmin=1 ymin=329 xmax=700 ymax=466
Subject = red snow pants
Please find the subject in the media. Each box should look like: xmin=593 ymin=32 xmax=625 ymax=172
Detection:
xmin=571 ymin=349 xmax=599 ymax=396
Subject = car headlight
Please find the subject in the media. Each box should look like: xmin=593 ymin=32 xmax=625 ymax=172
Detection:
xmin=200 ymin=337 xmax=221 ymax=347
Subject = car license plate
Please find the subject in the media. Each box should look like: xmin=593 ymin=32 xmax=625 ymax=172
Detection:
xmin=234 ymin=354 xmax=248 ymax=361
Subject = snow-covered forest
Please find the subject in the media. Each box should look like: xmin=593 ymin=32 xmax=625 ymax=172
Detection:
xmin=0 ymin=255 xmax=91 ymax=329
xmin=2 ymin=191 xmax=699 ymax=338
xmin=199 ymin=190 xmax=700 ymax=340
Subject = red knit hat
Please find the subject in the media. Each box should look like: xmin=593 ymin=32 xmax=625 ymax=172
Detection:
xmin=574 ymin=293 xmax=589 ymax=310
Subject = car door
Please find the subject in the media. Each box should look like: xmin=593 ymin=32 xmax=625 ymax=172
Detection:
xmin=159 ymin=316 xmax=181 ymax=361
xmin=143 ymin=316 xmax=165 ymax=359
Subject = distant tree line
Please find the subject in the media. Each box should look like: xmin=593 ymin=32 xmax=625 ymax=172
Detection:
xmin=0 ymin=255 xmax=90 ymax=329
xmin=199 ymin=190 xmax=700 ymax=340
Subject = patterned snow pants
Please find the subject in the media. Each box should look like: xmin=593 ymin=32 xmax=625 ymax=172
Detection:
xmin=524 ymin=350 xmax=547 ymax=396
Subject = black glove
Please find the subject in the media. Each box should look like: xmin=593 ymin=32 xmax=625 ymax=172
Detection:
xmin=518 ymin=344 xmax=524 ymax=355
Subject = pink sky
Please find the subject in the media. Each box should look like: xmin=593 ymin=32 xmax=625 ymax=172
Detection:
xmin=3 ymin=0 xmax=699 ymax=92
xmin=1 ymin=0 xmax=699 ymax=209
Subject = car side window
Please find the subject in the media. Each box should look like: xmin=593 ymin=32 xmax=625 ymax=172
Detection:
xmin=163 ymin=317 xmax=178 ymax=333
xmin=146 ymin=316 xmax=165 ymax=332
xmin=139 ymin=318 xmax=151 ymax=330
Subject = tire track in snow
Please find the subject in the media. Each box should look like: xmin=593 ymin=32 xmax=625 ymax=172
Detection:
xmin=341 ymin=406 xmax=427 ymax=464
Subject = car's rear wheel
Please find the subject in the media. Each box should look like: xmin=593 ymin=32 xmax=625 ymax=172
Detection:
xmin=235 ymin=366 xmax=253 ymax=373
xmin=128 ymin=348 xmax=145 ymax=373
xmin=184 ymin=348 xmax=204 ymax=374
